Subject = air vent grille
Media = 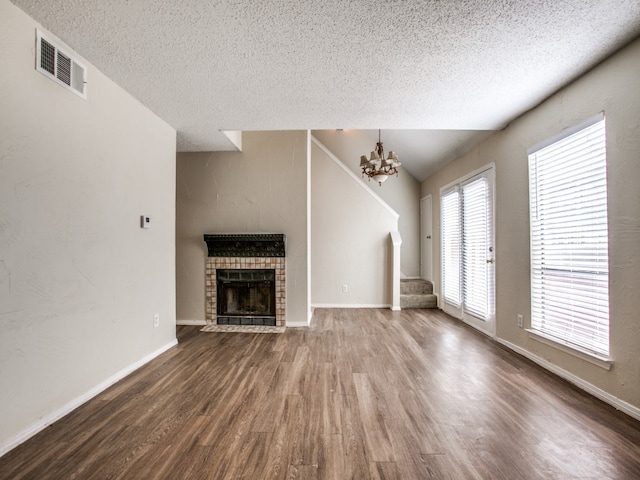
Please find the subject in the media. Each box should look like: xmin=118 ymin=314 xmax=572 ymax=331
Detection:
xmin=56 ymin=52 xmax=71 ymax=85
xmin=40 ymin=38 xmax=55 ymax=74
xmin=36 ymin=30 xmax=87 ymax=99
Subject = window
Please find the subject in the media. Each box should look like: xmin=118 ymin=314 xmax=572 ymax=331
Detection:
xmin=528 ymin=114 xmax=609 ymax=356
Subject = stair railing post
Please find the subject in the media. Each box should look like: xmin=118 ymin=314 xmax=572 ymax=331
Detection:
xmin=390 ymin=231 xmax=402 ymax=311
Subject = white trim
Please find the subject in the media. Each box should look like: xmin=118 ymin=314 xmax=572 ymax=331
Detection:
xmin=176 ymin=319 xmax=206 ymax=326
xmin=310 ymin=136 xmax=399 ymax=220
xmin=312 ymin=303 xmax=391 ymax=309
xmin=283 ymin=306 xmax=313 ymax=329
xmin=420 ymin=194 xmax=433 ymax=283
xmin=306 ymin=131 xmax=313 ymax=330
xmin=390 ymin=231 xmax=402 ymax=312
xmin=287 ymin=320 xmax=311 ymax=328
xmin=391 ymin=306 xmax=401 ymax=311
xmin=0 ymin=339 xmax=178 ymax=458
xmin=495 ymin=337 xmax=640 ymax=422
xmin=526 ymin=329 xmax=613 ymax=371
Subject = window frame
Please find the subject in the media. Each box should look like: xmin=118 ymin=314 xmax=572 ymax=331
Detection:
xmin=526 ymin=112 xmax=611 ymax=363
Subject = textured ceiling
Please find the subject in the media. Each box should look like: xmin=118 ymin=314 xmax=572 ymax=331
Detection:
xmin=11 ymin=0 xmax=640 ymax=179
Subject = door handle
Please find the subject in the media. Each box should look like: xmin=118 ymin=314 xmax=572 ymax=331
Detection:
xmin=426 ymin=235 xmax=431 ymax=239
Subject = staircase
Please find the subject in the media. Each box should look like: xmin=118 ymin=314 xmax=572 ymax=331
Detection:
xmin=400 ymin=279 xmax=437 ymax=309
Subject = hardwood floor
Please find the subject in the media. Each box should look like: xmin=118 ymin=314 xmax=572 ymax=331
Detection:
xmin=1 ymin=308 xmax=640 ymax=479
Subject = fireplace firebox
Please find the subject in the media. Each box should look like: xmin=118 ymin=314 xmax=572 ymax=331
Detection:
xmin=216 ymin=269 xmax=276 ymax=326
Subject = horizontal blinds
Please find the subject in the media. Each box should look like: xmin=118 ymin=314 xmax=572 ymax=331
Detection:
xmin=528 ymin=118 xmax=609 ymax=355
xmin=462 ymin=175 xmax=492 ymax=320
xmin=441 ymin=188 xmax=461 ymax=306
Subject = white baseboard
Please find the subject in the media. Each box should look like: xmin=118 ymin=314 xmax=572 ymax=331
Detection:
xmin=495 ymin=337 xmax=640 ymax=422
xmin=0 ymin=339 xmax=178 ymax=458
xmin=176 ymin=319 xmax=206 ymax=326
xmin=286 ymin=321 xmax=310 ymax=328
xmin=312 ymin=303 xmax=391 ymax=309
xmin=391 ymin=306 xmax=401 ymax=311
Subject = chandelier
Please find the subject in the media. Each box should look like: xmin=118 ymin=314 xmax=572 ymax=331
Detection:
xmin=359 ymin=129 xmax=401 ymax=185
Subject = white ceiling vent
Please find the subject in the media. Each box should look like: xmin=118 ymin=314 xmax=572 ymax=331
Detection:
xmin=36 ymin=30 xmax=87 ymax=99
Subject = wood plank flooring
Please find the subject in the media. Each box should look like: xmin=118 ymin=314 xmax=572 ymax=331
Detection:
xmin=1 ymin=308 xmax=640 ymax=479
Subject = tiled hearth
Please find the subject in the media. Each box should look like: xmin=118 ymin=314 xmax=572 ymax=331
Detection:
xmin=203 ymin=234 xmax=286 ymax=327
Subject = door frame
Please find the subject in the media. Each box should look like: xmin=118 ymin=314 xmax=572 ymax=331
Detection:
xmin=439 ymin=164 xmax=496 ymax=337
xmin=420 ymin=194 xmax=433 ymax=283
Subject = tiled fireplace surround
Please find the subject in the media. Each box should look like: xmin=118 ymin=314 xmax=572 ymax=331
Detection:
xmin=203 ymin=234 xmax=286 ymax=327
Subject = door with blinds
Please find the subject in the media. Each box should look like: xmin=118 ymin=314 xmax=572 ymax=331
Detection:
xmin=441 ymin=166 xmax=495 ymax=336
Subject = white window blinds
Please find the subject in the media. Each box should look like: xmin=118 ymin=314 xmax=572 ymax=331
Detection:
xmin=528 ymin=115 xmax=609 ymax=356
xmin=441 ymin=188 xmax=461 ymax=306
xmin=462 ymin=175 xmax=493 ymax=320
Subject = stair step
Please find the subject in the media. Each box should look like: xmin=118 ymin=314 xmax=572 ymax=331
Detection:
xmin=400 ymin=293 xmax=438 ymax=309
xmin=400 ymin=279 xmax=433 ymax=295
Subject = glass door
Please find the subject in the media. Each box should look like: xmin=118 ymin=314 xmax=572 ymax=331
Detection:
xmin=441 ymin=167 xmax=495 ymax=336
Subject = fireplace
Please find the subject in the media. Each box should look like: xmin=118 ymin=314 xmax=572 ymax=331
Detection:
xmin=217 ymin=269 xmax=276 ymax=325
xmin=203 ymin=234 xmax=286 ymax=326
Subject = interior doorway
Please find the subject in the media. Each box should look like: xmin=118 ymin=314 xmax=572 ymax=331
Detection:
xmin=420 ymin=195 xmax=433 ymax=282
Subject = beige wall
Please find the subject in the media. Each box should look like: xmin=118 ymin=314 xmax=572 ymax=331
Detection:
xmin=176 ymin=131 xmax=310 ymax=326
xmin=422 ymin=38 xmax=640 ymax=411
xmin=311 ymin=139 xmax=398 ymax=306
xmin=0 ymin=0 xmax=177 ymax=452
xmin=312 ymin=130 xmax=421 ymax=278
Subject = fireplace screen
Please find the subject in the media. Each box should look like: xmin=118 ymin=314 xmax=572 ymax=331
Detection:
xmin=216 ymin=269 xmax=276 ymax=326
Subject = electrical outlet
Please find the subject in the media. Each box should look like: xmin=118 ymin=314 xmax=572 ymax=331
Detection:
xmin=517 ymin=314 xmax=523 ymax=328
xmin=153 ymin=313 xmax=159 ymax=328
xmin=342 ymin=284 xmax=348 ymax=293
